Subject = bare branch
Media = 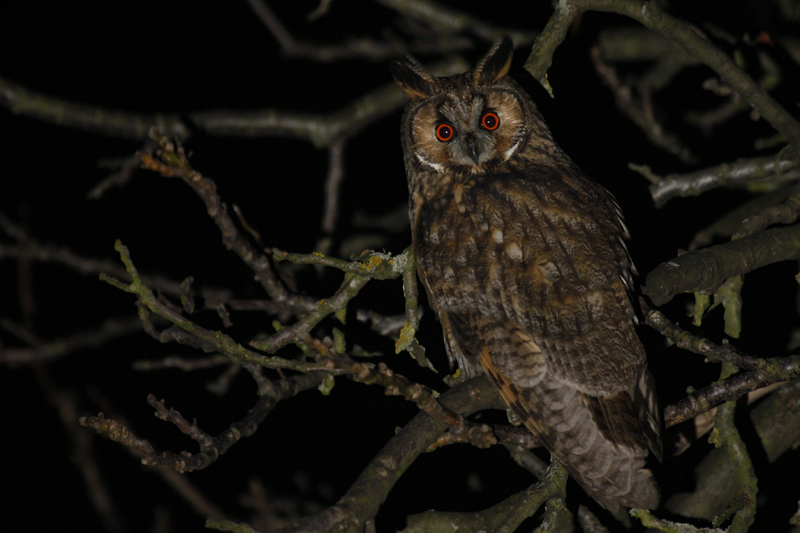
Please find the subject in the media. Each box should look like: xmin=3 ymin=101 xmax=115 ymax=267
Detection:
xmin=707 ymin=364 xmax=757 ymax=531
xmin=640 ymin=152 xmax=800 ymax=207
xmin=402 ymin=459 xmax=569 ymax=533
xmin=321 ymin=140 xmax=345 ymax=234
xmin=688 ymin=185 xmax=794 ymax=250
xmin=733 ymin=181 xmax=800 ymax=239
xmin=525 ymin=0 xmax=800 ymax=153
xmin=270 ymin=377 xmax=506 ymax=533
xmin=641 ymin=300 xmax=764 ymax=371
xmin=663 ymin=356 xmax=800 ymax=428
xmin=591 ymin=46 xmax=695 ymax=163
xmin=0 ymin=74 xmax=187 ymax=140
xmin=642 ymin=299 xmax=800 ymax=426
xmin=596 ymin=27 xmax=700 ymax=91
xmin=375 ymin=0 xmax=537 ymax=46
xmin=40 ymin=379 xmax=126 ymax=532
xmin=304 ymin=336 xmax=461 ymax=429
xmin=191 ymin=60 xmax=466 ymax=148
xmin=80 ymin=371 xmax=328 ymax=473
xmin=101 ymin=240 xmax=343 ymax=373
xmin=0 ymin=212 xmax=235 ymax=305
xmin=0 ymin=316 xmax=143 ymax=365
xmin=1 ymin=63 xmax=463 ymax=148
xmin=271 ymin=247 xmax=406 ymax=281
xmin=141 ymin=131 xmax=315 ymax=313
xmin=665 ymin=377 xmax=800 ymax=522
xmin=245 ymin=0 xmax=477 ymax=62
xmin=642 ymin=223 xmax=800 ymax=306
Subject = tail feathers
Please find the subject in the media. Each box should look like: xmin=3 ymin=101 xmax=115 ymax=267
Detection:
xmin=486 ymin=364 xmax=660 ymax=511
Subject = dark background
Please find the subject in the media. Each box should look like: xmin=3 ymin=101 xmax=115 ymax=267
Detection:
xmin=1 ymin=1 xmax=798 ymax=531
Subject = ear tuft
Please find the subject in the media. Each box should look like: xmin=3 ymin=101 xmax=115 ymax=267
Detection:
xmin=473 ymin=36 xmax=514 ymax=86
xmin=390 ymin=56 xmax=438 ymax=100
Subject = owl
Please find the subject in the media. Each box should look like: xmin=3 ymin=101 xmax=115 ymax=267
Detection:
xmin=390 ymin=37 xmax=661 ymax=512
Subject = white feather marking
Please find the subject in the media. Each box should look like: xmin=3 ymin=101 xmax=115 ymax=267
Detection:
xmin=415 ymin=152 xmax=443 ymax=172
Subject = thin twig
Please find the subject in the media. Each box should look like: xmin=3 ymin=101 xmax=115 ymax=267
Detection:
xmin=375 ymin=0 xmax=537 ymax=46
xmin=81 ymin=371 xmax=329 ymax=473
xmin=321 ymin=140 xmax=345 ymax=234
xmin=141 ymin=131 xmax=315 ymax=313
xmin=102 ymin=240 xmax=344 ymax=373
xmin=641 ymin=300 xmax=764 ymax=371
xmin=591 ymin=46 xmax=695 ymax=163
xmin=0 ymin=316 xmax=144 ymax=365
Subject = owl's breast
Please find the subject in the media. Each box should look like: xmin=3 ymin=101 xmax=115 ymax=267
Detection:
xmin=412 ymin=173 xmax=634 ymax=334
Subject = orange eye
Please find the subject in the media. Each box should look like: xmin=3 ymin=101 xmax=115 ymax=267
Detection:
xmin=481 ymin=112 xmax=500 ymax=131
xmin=435 ymin=123 xmax=454 ymax=142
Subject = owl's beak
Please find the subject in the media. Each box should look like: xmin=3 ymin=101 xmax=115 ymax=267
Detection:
xmin=466 ymin=136 xmax=481 ymax=165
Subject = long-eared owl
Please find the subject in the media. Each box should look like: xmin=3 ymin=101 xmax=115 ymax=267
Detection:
xmin=390 ymin=37 xmax=661 ymax=511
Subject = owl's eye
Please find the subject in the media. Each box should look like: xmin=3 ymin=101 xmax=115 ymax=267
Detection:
xmin=435 ymin=123 xmax=455 ymax=142
xmin=481 ymin=112 xmax=500 ymax=131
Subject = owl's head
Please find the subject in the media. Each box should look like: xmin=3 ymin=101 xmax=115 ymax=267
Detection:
xmin=391 ymin=37 xmax=537 ymax=177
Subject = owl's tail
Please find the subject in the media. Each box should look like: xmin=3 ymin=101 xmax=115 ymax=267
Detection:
xmin=488 ymin=363 xmax=660 ymax=512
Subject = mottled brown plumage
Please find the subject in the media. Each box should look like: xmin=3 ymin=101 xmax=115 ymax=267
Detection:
xmin=391 ymin=37 xmax=661 ymax=511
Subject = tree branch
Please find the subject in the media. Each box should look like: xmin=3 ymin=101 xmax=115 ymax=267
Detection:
xmin=101 ymin=240 xmax=344 ymax=373
xmin=706 ymin=364 xmax=757 ymax=532
xmin=0 ymin=316 xmax=143 ymax=365
xmin=375 ymin=0 xmax=537 ymax=46
xmin=665 ymin=377 xmax=800 ymax=522
xmin=141 ymin=131 xmax=316 ymax=312
xmin=402 ymin=458 xmax=569 ymax=533
xmin=642 ymin=223 xmax=800 ymax=306
xmin=663 ymin=356 xmax=800 ymax=428
xmin=80 ymin=371 xmax=328 ymax=473
xmin=0 ymin=75 xmax=187 ymax=140
xmin=638 ymin=153 xmax=800 ymax=208
xmin=524 ymin=0 xmax=800 ymax=153
xmin=269 ymin=377 xmax=504 ymax=533
xmin=642 ymin=299 xmax=800 ymax=426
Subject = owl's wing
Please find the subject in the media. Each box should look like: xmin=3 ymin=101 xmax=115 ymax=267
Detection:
xmin=522 ymin=277 xmax=663 ymax=463
xmin=444 ymin=311 xmax=660 ymax=511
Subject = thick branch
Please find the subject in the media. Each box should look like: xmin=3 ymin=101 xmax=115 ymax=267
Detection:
xmin=272 ymin=377 xmax=504 ymax=533
xmin=642 ymin=223 xmax=800 ymax=306
xmin=403 ymin=459 xmax=569 ymax=533
xmin=666 ymin=378 xmax=800 ymax=521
